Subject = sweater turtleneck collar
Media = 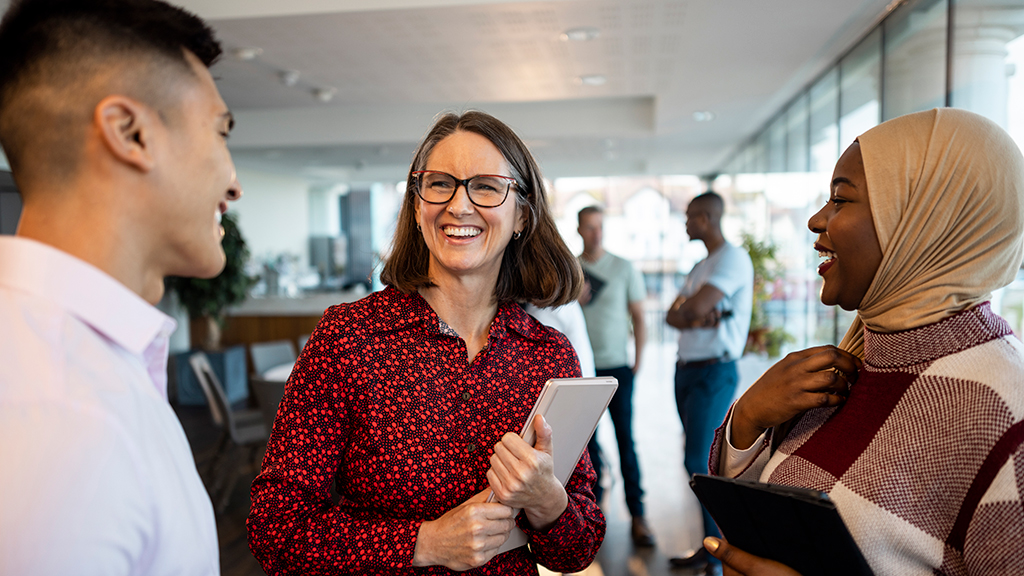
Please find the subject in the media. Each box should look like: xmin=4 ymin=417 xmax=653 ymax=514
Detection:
xmin=862 ymin=302 xmax=1013 ymax=370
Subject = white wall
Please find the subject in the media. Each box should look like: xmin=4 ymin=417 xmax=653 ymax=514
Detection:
xmin=231 ymin=166 xmax=311 ymax=267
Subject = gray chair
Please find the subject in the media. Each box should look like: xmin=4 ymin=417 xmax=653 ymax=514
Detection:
xmin=249 ymin=340 xmax=297 ymax=376
xmin=297 ymin=333 xmax=311 ymax=353
xmin=250 ymin=377 xmax=286 ymax=432
xmin=189 ymin=352 xmax=268 ymax=514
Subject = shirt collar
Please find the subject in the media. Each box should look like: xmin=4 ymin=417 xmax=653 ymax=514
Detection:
xmin=373 ymin=286 xmax=559 ymax=344
xmin=0 ymin=236 xmax=175 ymax=357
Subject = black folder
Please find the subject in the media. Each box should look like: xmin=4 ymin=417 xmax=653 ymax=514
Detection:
xmin=581 ymin=269 xmax=606 ymax=304
xmin=690 ymin=474 xmax=873 ymax=576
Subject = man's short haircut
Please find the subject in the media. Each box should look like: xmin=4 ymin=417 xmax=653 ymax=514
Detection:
xmin=578 ymin=205 xmax=604 ymax=225
xmin=690 ymin=191 xmax=725 ymax=222
xmin=0 ymin=0 xmax=222 ymax=184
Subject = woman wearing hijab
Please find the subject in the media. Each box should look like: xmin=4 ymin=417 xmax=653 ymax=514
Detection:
xmin=247 ymin=111 xmax=605 ymax=575
xmin=704 ymin=108 xmax=1024 ymax=575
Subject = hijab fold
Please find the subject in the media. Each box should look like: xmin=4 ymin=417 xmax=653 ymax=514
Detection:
xmin=839 ymin=108 xmax=1024 ymax=357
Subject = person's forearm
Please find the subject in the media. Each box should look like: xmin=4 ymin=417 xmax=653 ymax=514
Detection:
xmin=523 ymin=482 xmax=568 ymax=530
xmin=411 ymin=520 xmax=437 ymax=567
xmin=633 ymin=327 xmax=645 ymax=371
xmin=729 ymin=399 xmax=768 ymax=450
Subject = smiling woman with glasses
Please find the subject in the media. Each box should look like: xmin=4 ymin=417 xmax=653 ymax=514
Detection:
xmin=248 ymin=110 xmax=603 ymax=575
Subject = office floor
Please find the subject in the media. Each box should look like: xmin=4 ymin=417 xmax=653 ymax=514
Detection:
xmin=176 ymin=342 xmax=768 ymax=576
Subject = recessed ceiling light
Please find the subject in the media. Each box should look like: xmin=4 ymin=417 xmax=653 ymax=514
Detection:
xmin=231 ymin=46 xmax=263 ymax=60
xmin=279 ymin=70 xmax=301 ymax=86
xmin=693 ymin=111 xmax=716 ymax=122
xmin=313 ymin=87 xmax=337 ymax=103
xmin=576 ymin=74 xmax=607 ymax=86
xmin=561 ymin=27 xmax=600 ymax=42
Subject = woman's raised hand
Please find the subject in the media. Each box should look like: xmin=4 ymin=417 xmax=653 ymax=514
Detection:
xmin=487 ymin=415 xmax=568 ymax=530
xmin=732 ymin=345 xmax=861 ymax=450
xmin=411 ymin=488 xmax=516 ymax=571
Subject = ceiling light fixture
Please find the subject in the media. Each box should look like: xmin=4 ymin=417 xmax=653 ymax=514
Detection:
xmin=561 ymin=27 xmax=600 ymax=42
xmin=313 ymin=87 xmax=337 ymax=103
xmin=279 ymin=69 xmax=301 ymax=86
xmin=231 ymin=46 xmax=263 ymax=60
xmin=576 ymin=74 xmax=607 ymax=86
xmin=693 ymin=111 xmax=716 ymax=122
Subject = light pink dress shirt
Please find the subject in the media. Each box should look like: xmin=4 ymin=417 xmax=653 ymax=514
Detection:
xmin=0 ymin=236 xmax=219 ymax=575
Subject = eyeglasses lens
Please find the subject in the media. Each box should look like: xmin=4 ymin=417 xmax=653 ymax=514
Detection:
xmin=418 ymin=172 xmax=510 ymax=207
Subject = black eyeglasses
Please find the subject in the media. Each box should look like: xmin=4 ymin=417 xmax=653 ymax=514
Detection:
xmin=412 ymin=170 xmax=517 ymax=208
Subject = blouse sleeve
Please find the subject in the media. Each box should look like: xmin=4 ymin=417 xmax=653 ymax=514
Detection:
xmin=519 ymin=449 xmax=605 ymax=572
xmin=246 ymin=318 xmax=420 ymax=575
xmin=708 ymin=403 xmax=772 ymax=481
xmin=517 ymin=353 xmax=606 ymax=572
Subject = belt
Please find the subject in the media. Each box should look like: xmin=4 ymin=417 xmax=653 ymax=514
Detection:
xmin=677 ymin=356 xmax=725 ymax=369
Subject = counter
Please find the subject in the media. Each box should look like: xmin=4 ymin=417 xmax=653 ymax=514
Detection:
xmin=221 ymin=290 xmax=365 ymax=351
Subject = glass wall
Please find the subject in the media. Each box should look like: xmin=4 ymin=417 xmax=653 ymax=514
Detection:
xmin=883 ymin=0 xmax=948 ymax=120
xmin=364 ymin=0 xmax=1024 ymax=354
xmin=702 ymin=0 xmax=1024 ymax=350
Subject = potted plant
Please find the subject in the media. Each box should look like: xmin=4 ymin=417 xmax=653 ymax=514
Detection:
xmin=166 ymin=211 xmax=258 ymax=350
xmin=742 ymin=233 xmax=795 ymax=358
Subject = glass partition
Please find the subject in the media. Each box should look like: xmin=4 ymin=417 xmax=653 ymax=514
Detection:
xmin=786 ymin=94 xmax=810 ymax=173
xmin=883 ymin=0 xmax=948 ymax=120
xmin=713 ymin=0 xmax=1024 ymax=348
xmin=840 ymin=28 xmax=882 ymax=147
xmin=809 ymin=69 xmax=840 ymax=174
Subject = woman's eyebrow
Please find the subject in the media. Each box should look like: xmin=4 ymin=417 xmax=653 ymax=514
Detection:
xmin=831 ymin=176 xmax=855 ymax=191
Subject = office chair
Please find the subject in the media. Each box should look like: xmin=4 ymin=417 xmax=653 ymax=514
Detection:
xmin=188 ymin=352 xmax=269 ymax=514
xmin=249 ymin=340 xmax=297 ymax=376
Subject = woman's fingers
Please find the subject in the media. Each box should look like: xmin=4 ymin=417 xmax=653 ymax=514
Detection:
xmin=800 ymin=345 xmax=862 ymax=376
xmin=412 ymin=490 xmax=516 ymax=570
xmin=704 ymin=537 xmax=802 ymax=576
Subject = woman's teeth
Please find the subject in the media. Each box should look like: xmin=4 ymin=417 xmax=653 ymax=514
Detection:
xmin=818 ymin=250 xmax=835 ymax=260
xmin=444 ymin=226 xmax=480 ymax=238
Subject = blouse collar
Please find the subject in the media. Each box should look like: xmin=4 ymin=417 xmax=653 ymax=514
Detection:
xmin=374 ymin=286 xmax=555 ymax=344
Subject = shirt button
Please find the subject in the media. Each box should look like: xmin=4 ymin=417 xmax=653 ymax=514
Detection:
xmin=462 ymin=392 xmax=471 ymax=401
xmin=467 ymin=442 xmax=477 ymax=453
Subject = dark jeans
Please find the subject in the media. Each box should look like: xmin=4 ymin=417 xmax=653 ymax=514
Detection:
xmin=586 ymin=365 xmax=645 ymax=518
xmin=675 ymin=359 xmax=738 ymax=540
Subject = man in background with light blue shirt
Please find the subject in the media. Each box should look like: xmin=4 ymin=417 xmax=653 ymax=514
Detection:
xmin=577 ymin=205 xmax=654 ymax=548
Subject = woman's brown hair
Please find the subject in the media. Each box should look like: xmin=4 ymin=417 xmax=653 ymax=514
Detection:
xmin=379 ymin=110 xmax=583 ymax=307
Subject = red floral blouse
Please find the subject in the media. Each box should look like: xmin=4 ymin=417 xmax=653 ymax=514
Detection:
xmin=247 ymin=287 xmax=606 ymax=575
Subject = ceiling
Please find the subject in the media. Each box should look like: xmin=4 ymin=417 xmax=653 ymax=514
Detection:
xmin=1 ymin=0 xmax=896 ymax=182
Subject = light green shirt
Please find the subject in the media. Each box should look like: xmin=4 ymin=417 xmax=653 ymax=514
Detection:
xmin=578 ymin=252 xmax=646 ymax=370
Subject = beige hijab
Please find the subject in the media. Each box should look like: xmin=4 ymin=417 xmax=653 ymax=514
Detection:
xmin=839 ymin=108 xmax=1024 ymax=357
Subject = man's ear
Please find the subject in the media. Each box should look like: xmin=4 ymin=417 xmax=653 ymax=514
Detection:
xmin=94 ymin=95 xmax=157 ymax=173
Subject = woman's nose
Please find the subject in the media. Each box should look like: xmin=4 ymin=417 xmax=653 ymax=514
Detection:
xmin=808 ymin=205 xmax=827 ymax=233
xmin=447 ymin=184 xmax=475 ymax=215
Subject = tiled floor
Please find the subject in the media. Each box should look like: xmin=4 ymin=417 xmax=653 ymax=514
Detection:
xmin=176 ymin=342 xmax=769 ymax=576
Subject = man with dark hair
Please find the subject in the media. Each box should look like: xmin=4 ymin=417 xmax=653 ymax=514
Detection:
xmin=665 ymin=192 xmax=753 ymax=575
xmin=576 ymin=205 xmax=655 ymax=547
xmin=0 ymin=0 xmax=240 ymax=573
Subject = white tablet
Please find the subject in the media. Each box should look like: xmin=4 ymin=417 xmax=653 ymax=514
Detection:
xmin=495 ymin=376 xmax=618 ymax=554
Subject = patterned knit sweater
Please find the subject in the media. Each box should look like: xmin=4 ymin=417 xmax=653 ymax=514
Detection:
xmin=710 ymin=303 xmax=1024 ymax=575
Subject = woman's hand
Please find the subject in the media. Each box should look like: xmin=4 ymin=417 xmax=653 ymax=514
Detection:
xmin=732 ymin=345 xmax=861 ymax=450
xmin=487 ymin=415 xmax=568 ymax=530
xmin=411 ymin=489 xmax=516 ymax=571
xmin=704 ymin=537 xmax=802 ymax=576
